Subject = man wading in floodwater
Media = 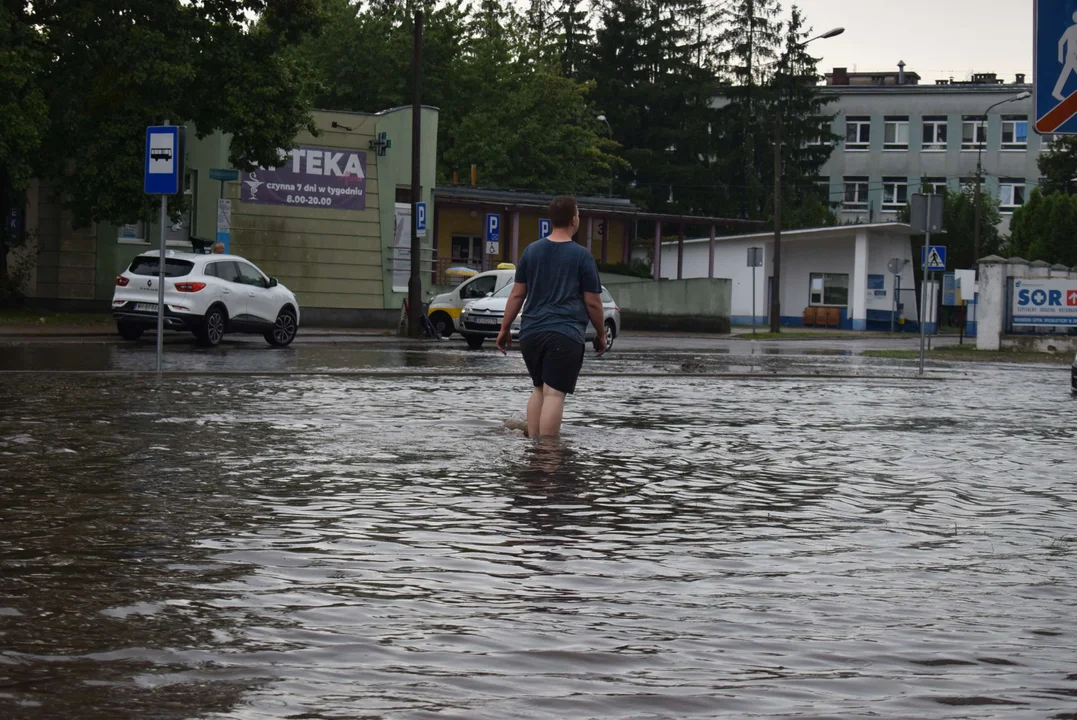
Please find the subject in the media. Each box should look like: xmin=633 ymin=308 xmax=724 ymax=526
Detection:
xmin=497 ymin=196 xmax=607 ymax=437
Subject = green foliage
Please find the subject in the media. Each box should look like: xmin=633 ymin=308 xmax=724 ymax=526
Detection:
xmin=1009 ymin=189 xmax=1077 ymax=266
xmin=1 ymin=0 xmax=324 ymax=230
xmin=598 ymin=259 xmax=652 ymax=279
xmin=897 ymin=184 xmax=1002 ymax=268
xmin=1037 ymin=135 xmax=1077 ymax=196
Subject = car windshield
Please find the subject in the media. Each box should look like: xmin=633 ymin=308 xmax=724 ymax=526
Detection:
xmin=129 ymin=256 xmax=194 ymax=278
xmin=494 ymin=283 xmax=515 ymax=299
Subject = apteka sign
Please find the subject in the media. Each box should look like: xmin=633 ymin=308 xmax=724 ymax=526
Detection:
xmin=241 ymin=146 xmax=367 ymax=210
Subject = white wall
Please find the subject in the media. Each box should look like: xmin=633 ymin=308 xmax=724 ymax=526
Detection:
xmin=660 ymin=229 xmax=918 ymax=327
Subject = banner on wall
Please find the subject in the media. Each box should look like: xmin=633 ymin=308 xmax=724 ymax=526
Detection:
xmin=240 ymin=146 xmax=367 ymax=210
xmin=1012 ymin=277 xmax=1077 ymax=326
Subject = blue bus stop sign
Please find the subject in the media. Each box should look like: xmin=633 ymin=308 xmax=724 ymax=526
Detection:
xmin=1035 ymin=0 xmax=1077 ymax=135
xmin=144 ymin=126 xmax=184 ymax=195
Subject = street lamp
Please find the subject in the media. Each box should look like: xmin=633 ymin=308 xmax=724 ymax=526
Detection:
xmin=597 ymin=115 xmax=614 ymax=198
xmin=770 ymin=27 xmax=844 ymax=333
xmin=974 ymin=91 xmax=1031 ymax=263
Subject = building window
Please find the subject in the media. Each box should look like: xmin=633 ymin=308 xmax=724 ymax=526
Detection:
xmin=921 ymin=177 xmax=948 ymax=195
xmin=1000 ymin=115 xmax=1029 ymax=150
xmin=117 ymin=222 xmax=147 ymax=244
xmin=999 ymin=181 xmax=1026 ymax=211
xmin=882 ymin=178 xmax=909 ymax=209
xmin=1040 ymin=133 xmax=1062 ymax=153
xmin=843 ymin=177 xmax=869 ymax=208
xmin=845 ymin=117 xmax=871 ymax=151
xmin=962 ymin=116 xmax=987 ymax=151
xmin=922 ymin=116 xmax=948 ymax=151
xmin=809 ymin=273 xmax=850 ymax=307
xmin=884 ymin=117 xmax=909 ymax=150
xmin=451 ymin=235 xmax=482 ymax=267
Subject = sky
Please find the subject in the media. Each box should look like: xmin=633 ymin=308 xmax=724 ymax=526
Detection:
xmin=797 ymin=0 xmax=1035 ymax=84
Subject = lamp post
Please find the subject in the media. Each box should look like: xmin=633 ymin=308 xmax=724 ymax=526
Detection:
xmin=597 ymin=114 xmax=614 ymax=198
xmin=770 ymin=26 xmax=844 ymax=333
xmin=974 ymin=91 xmax=1031 ymax=265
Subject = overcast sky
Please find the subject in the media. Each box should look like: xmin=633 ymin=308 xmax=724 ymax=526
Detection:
xmin=798 ymin=0 xmax=1034 ymax=84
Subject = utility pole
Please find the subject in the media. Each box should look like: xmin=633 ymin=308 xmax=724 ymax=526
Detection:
xmin=407 ymin=11 xmax=423 ymax=338
xmin=769 ymin=26 xmax=844 ymax=334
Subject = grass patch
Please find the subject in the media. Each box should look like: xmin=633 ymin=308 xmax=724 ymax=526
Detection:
xmin=0 ymin=309 xmax=113 ymax=328
xmin=862 ymin=345 xmax=1072 ymax=365
xmin=735 ymin=331 xmax=893 ymax=340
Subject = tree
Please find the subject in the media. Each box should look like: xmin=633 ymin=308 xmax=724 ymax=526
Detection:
xmin=0 ymin=0 xmax=325 ymax=235
xmin=1037 ymin=135 xmax=1077 ymax=196
xmin=899 ymin=183 xmax=1002 ymax=269
xmin=714 ymin=0 xmax=784 ymax=219
xmin=768 ymin=5 xmax=838 ymax=229
xmin=1009 ymin=189 xmax=1077 ymax=266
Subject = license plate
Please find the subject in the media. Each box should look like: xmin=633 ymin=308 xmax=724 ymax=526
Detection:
xmin=134 ymin=303 xmax=158 ymax=313
xmin=474 ymin=316 xmax=498 ymax=325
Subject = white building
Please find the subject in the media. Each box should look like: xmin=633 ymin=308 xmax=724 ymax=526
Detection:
xmin=654 ymin=224 xmax=922 ymax=330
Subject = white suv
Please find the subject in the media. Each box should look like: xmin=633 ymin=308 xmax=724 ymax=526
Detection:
xmin=112 ymin=250 xmax=300 ymax=347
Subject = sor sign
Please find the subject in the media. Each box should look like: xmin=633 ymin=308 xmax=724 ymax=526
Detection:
xmin=1012 ymin=278 xmax=1077 ymax=326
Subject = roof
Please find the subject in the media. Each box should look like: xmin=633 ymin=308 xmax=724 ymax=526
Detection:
xmin=137 ymin=249 xmax=244 ymax=261
xmin=434 ymin=186 xmax=763 ymax=230
xmin=820 ymin=83 xmax=1033 ymax=96
xmin=668 ymin=222 xmax=915 ymax=247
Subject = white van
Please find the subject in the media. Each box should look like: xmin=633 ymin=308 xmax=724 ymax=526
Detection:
xmin=426 ymin=266 xmax=516 ymax=337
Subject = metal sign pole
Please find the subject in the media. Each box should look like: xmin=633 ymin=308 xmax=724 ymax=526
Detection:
xmin=918 ymin=195 xmax=932 ymax=376
xmin=155 ymin=118 xmax=169 ymax=374
xmin=752 ymin=264 xmax=757 ymax=335
xmin=891 ymin=274 xmax=899 ymax=334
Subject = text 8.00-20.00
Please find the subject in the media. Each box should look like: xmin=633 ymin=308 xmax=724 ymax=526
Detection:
xmin=286 ymin=195 xmax=333 ymax=207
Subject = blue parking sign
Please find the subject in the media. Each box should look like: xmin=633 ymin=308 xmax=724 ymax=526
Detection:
xmin=539 ymin=218 xmax=551 ymax=239
xmin=1035 ymin=0 xmax=1077 ymax=134
xmin=485 ymin=213 xmax=500 ymax=255
xmin=416 ymin=202 xmax=427 ymax=237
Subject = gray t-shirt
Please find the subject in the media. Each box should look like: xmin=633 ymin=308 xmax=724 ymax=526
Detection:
xmin=516 ymin=238 xmax=602 ymax=344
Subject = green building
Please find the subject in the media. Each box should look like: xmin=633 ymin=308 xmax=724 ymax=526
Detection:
xmin=14 ymin=106 xmax=438 ymax=327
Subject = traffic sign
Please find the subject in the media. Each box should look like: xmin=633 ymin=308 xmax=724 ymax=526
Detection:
xmin=485 ymin=213 xmax=500 ymax=254
xmin=922 ymin=245 xmax=947 ymax=271
xmin=416 ymin=202 xmax=427 ymax=237
xmin=208 ymin=168 xmax=239 ymax=181
xmin=1035 ymin=0 xmax=1077 ymax=134
xmin=144 ymin=125 xmax=185 ymax=195
xmin=539 ymin=218 xmax=551 ymax=239
xmin=746 ymin=247 xmax=763 ymax=267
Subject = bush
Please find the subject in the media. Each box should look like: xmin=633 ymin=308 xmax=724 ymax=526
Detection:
xmin=597 ymin=259 xmax=652 ymax=279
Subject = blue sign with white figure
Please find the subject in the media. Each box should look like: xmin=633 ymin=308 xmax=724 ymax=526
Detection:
xmin=922 ymin=245 xmax=946 ymax=272
xmin=485 ymin=213 xmax=500 ymax=254
xmin=144 ymin=126 xmax=183 ymax=195
xmin=1035 ymin=0 xmax=1077 ymax=135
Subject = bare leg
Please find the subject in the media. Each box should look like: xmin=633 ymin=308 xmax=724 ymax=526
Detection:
xmin=538 ymin=386 xmax=567 ymax=437
xmin=526 ymin=386 xmax=544 ymax=439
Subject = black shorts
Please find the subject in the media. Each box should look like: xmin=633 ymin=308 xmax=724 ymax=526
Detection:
xmin=519 ymin=331 xmax=586 ymax=394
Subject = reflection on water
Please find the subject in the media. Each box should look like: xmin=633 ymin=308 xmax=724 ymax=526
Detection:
xmin=1 ymin=367 xmax=1076 ymax=719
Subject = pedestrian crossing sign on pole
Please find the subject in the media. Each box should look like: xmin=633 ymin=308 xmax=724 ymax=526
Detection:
xmin=1035 ymin=0 xmax=1077 ymax=135
xmin=922 ymin=245 xmax=947 ymax=272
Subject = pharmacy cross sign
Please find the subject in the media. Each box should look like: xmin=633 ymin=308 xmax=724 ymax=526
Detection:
xmin=1035 ymin=0 xmax=1077 ymax=134
xmin=369 ymin=132 xmax=392 ymax=156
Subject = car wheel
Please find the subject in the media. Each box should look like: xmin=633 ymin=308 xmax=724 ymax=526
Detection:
xmin=604 ymin=320 xmax=616 ymax=351
xmin=466 ymin=335 xmax=485 ymax=350
xmin=265 ymin=308 xmax=298 ymax=347
xmin=197 ymin=306 xmax=226 ymax=347
xmin=429 ymin=312 xmax=454 ymax=338
xmin=117 ymin=323 xmax=143 ymax=342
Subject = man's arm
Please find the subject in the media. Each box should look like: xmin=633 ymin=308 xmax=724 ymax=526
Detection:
xmin=496 ymin=282 xmax=527 ymax=353
xmin=584 ymin=291 xmax=607 ymax=355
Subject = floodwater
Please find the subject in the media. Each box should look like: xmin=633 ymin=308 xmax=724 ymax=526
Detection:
xmin=1 ymin=348 xmax=1076 ymax=719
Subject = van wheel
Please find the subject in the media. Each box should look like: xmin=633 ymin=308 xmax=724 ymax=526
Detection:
xmin=466 ymin=336 xmax=485 ymax=350
xmin=197 ymin=307 xmax=226 ymax=347
xmin=429 ymin=312 xmax=454 ymax=338
xmin=118 ymin=323 xmax=143 ymax=341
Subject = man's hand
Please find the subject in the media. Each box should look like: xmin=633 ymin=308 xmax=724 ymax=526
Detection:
xmin=496 ymin=327 xmax=512 ymax=355
xmin=593 ymin=331 xmax=607 ymax=357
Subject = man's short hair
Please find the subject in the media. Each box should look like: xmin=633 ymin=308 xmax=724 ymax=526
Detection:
xmin=549 ymin=196 xmax=578 ymax=229
xmin=212 ymin=242 xmax=225 ymax=254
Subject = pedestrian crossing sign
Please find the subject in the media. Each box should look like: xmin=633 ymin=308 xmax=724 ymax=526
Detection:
xmin=1035 ymin=0 xmax=1077 ymax=134
xmin=922 ymin=245 xmax=947 ymax=272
